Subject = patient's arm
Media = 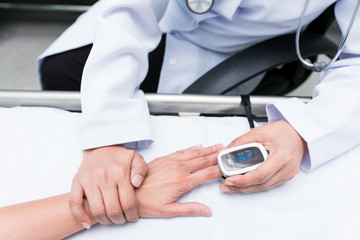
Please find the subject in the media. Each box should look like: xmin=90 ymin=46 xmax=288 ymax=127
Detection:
xmin=0 ymin=193 xmax=95 ymax=240
xmin=0 ymin=144 xmax=223 ymax=240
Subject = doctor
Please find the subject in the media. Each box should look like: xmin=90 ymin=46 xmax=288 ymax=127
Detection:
xmin=39 ymin=0 xmax=360 ymax=229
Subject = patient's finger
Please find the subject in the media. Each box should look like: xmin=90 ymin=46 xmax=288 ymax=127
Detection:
xmin=69 ymin=182 xmax=91 ymax=229
xmin=173 ymin=144 xmax=204 ymax=159
xmin=179 ymin=144 xmax=223 ymax=163
xmin=101 ymin=185 xmax=126 ymax=224
xmin=188 ymin=152 xmax=219 ymax=172
xmin=86 ymin=186 xmax=112 ymax=225
xmin=189 ymin=166 xmax=222 ymax=189
xmin=165 ymin=202 xmax=212 ymax=217
xmin=170 ymin=144 xmax=203 ymax=157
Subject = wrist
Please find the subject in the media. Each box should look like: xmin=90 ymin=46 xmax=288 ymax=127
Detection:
xmin=282 ymin=120 xmax=308 ymax=157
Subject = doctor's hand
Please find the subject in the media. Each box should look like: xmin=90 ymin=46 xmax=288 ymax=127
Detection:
xmin=136 ymin=144 xmax=223 ymax=218
xmin=220 ymin=120 xmax=307 ymax=194
xmin=70 ymin=145 xmax=148 ymax=228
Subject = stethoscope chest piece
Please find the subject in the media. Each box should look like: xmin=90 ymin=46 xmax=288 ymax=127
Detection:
xmin=186 ymin=0 xmax=215 ymax=14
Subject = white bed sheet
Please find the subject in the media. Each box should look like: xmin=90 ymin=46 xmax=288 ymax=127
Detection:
xmin=0 ymin=107 xmax=359 ymax=240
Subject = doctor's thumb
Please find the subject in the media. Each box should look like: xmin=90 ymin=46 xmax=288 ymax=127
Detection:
xmin=228 ymin=128 xmax=259 ymax=148
xmin=130 ymin=152 xmax=148 ymax=188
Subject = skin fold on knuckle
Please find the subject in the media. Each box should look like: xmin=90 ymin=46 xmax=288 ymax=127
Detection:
xmin=127 ymin=214 xmax=139 ymax=223
xmin=93 ymin=168 xmax=110 ymax=183
xmin=114 ymin=165 xmax=130 ymax=180
xmin=191 ymin=148 xmax=203 ymax=159
xmin=202 ymin=154 xmax=217 ymax=165
xmin=133 ymin=159 xmax=147 ymax=172
xmin=171 ymin=161 xmax=186 ymax=171
xmin=108 ymin=208 xmax=122 ymax=219
xmin=92 ymin=207 xmax=106 ymax=220
xmin=122 ymin=198 xmax=137 ymax=213
xmin=252 ymin=170 xmax=270 ymax=184
xmin=185 ymin=206 xmax=200 ymax=216
xmin=193 ymin=166 xmax=221 ymax=186
xmin=207 ymin=166 xmax=222 ymax=178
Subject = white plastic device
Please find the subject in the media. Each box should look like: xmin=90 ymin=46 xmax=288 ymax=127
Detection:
xmin=218 ymin=143 xmax=268 ymax=177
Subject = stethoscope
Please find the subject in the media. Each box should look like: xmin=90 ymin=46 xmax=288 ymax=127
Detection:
xmin=186 ymin=0 xmax=360 ymax=72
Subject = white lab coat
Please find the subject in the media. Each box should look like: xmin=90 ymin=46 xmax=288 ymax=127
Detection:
xmin=38 ymin=0 xmax=360 ymax=172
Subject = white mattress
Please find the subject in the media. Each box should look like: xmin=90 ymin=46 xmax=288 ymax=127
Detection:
xmin=0 ymin=107 xmax=359 ymax=240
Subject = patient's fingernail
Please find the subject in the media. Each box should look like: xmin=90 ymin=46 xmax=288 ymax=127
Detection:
xmin=225 ymin=181 xmax=235 ymax=186
xmin=221 ymin=187 xmax=231 ymax=193
xmin=201 ymin=208 xmax=212 ymax=217
xmin=132 ymin=174 xmax=144 ymax=187
xmin=81 ymin=222 xmax=91 ymax=230
xmin=216 ymin=144 xmax=224 ymax=149
xmin=192 ymin=144 xmax=203 ymax=149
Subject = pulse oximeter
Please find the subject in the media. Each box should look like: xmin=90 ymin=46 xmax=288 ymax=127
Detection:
xmin=218 ymin=143 xmax=268 ymax=177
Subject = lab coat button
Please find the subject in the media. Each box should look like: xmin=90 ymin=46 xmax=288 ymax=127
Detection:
xmin=169 ymin=58 xmax=177 ymax=66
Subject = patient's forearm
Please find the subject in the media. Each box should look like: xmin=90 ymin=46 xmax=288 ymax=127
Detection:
xmin=0 ymin=193 xmax=96 ymax=240
xmin=0 ymin=145 xmax=221 ymax=239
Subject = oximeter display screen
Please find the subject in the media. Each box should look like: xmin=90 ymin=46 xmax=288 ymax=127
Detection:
xmin=233 ymin=149 xmax=255 ymax=162
xmin=221 ymin=147 xmax=264 ymax=171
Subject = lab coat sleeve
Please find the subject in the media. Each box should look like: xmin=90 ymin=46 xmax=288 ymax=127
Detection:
xmin=79 ymin=0 xmax=168 ymax=149
xmin=266 ymin=0 xmax=360 ymax=171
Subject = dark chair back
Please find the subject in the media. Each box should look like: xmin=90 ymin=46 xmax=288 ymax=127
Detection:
xmin=184 ymin=3 xmax=337 ymax=96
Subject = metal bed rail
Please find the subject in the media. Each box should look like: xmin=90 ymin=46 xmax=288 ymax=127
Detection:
xmin=0 ymin=3 xmax=90 ymax=12
xmin=0 ymin=90 xmax=311 ymax=120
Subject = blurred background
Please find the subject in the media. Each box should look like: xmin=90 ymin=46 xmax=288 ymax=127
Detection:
xmin=0 ymin=2 xmax=342 ymax=96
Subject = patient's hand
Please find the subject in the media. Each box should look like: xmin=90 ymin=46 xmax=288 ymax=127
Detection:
xmin=136 ymin=144 xmax=223 ymax=218
xmin=220 ymin=120 xmax=307 ymax=193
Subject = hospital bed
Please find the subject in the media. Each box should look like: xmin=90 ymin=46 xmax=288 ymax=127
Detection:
xmin=0 ymin=0 xmax=94 ymax=12
xmin=0 ymin=2 xmax=357 ymax=238
xmin=0 ymin=90 xmax=359 ymax=240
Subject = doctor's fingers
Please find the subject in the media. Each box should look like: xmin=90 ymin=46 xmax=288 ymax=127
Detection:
xmin=220 ymin=159 xmax=299 ymax=193
xmin=220 ymin=175 xmax=293 ymax=193
xmin=84 ymin=185 xmax=112 ymax=225
xmin=69 ymin=182 xmax=92 ymax=229
xmin=100 ymin=184 xmax=126 ymax=224
xmin=228 ymin=127 xmax=267 ymax=149
xmin=223 ymin=148 xmax=300 ymax=188
xmin=130 ymin=152 xmax=148 ymax=188
xmin=117 ymin=179 xmax=139 ymax=222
